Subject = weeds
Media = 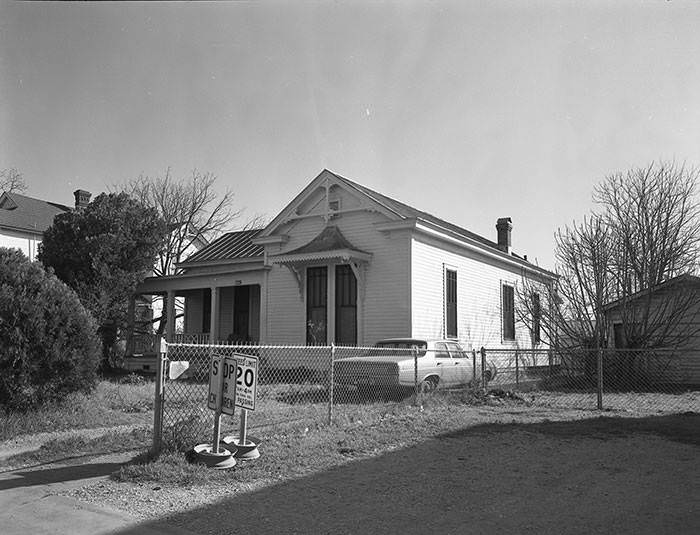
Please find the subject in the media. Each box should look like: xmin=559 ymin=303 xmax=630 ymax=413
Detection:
xmin=0 ymin=380 xmax=154 ymax=442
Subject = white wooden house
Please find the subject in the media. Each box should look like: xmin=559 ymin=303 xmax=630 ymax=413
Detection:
xmin=133 ymin=169 xmax=557 ymax=352
xmin=0 ymin=190 xmax=86 ymax=261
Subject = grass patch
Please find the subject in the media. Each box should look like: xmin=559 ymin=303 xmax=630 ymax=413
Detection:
xmin=114 ymin=399 xmax=509 ymax=487
xmin=0 ymin=378 xmax=154 ymax=442
xmin=0 ymin=426 xmax=151 ymax=468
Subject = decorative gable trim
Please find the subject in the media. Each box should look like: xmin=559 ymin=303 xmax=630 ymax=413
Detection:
xmin=258 ymin=169 xmax=402 ymax=239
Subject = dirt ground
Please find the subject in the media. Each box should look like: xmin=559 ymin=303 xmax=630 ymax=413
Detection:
xmin=31 ymin=407 xmax=691 ymax=535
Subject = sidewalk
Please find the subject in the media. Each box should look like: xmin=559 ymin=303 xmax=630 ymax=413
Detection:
xmin=0 ymin=451 xmax=194 ymax=535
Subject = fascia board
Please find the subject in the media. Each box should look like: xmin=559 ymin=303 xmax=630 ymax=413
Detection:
xmin=413 ymin=221 xmax=557 ymax=280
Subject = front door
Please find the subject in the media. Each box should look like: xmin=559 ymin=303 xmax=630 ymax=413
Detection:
xmin=233 ymin=286 xmax=250 ymax=342
xmin=335 ymin=264 xmax=357 ymax=345
xmin=306 ymin=266 xmax=328 ymax=345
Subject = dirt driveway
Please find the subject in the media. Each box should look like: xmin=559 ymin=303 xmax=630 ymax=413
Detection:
xmin=100 ymin=413 xmax=699 ymax=535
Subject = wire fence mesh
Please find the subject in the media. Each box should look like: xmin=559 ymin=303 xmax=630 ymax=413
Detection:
xmin=153 ymin=342 xmax=699 ymax=452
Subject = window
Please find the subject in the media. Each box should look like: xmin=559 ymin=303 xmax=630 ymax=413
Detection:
xmin=335 ymin=264 xmax=357 ymax=345
xmin=446 ymin=342 xmax=465 ymax=358
xmin=445 ymin=269 xmax=457 ymax=338
xmin=306 ymin=266 xmax=327 ymax=345
xmin=434 ymin=342 xmax=449 ymax=359
xmin=532 ymin=292 xmax=541 ymax=344
xmin=502 ymin=284 xmax=515 ymax=340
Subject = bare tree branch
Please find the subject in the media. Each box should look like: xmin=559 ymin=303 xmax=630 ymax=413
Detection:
xmin=0 ymin=168 xmax=27 ymax=194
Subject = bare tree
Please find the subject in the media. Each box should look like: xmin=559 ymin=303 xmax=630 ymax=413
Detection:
xmin=594 ymin=161 xmax=700 ymax=349
xmin=520 ymin=161 xmax=700 ymax=358
xmin=119 ymin=168 xmax=241 ymax=335
xmin=0 ymin=168 xmax=27 ymax=193
xmin=518 ymin=215 xmax=614 ymax=352
xmin=121 ymin=168 xmax=240 ymax=277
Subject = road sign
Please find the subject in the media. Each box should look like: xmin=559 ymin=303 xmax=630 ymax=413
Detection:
xmin=233 ymin=354 xmax=258 ymax=411
xmin=207 ymin=354 xmax=224 ymax=411
xmin=221 ymin=357 xmax=238 ymax=416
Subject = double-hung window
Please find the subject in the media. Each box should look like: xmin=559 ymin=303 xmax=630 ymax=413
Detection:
xmin=532 ymin=292 xmax=541 ymax=344
xmin=502 ymin=284 xmax=515 ymax=340
xmin=445 ymin=269 xmax=457 ymax=338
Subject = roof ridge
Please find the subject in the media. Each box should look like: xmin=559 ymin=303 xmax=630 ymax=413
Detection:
xmin=327 ymin=170 xmax=500 ymax=249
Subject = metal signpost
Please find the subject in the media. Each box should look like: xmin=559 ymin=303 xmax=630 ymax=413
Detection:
xmin=234 ymin=355 xmax=258 ymax=445
xmin=207 ymin=354 xmax=238 ymax=453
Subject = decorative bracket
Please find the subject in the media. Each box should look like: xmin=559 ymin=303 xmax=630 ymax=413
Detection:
xmin=284 ymin=264 xmax=305 ymax=300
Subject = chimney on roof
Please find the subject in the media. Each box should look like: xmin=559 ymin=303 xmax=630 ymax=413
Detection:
xmin=496 ymin=217 xmax=512 ymax=254
xmin=73 ymin=189 xmax=91 ymax=210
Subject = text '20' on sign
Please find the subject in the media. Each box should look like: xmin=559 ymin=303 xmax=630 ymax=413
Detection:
xmin=207 ymin=354 xmax=238 ymax=416
xmin=233 ymin=354 xmax=258 ymax=411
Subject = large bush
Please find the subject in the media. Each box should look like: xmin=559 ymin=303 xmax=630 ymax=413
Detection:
xmin=40 ymin=192 xmax=167 ymax=369
xmin=0 ymin=248 xmax=101 ymax=410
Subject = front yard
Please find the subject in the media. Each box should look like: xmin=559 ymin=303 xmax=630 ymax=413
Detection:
xmin=1 ymin=378 xmax=698 ymax=534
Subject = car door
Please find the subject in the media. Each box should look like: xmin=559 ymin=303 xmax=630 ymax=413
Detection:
xmin=446 ymin=342 xmax=470 ymax=385
xmin=433 ymin=342 xmax=456 ymax=385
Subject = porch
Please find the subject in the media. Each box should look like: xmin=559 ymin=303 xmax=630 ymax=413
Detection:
xmin=127 ymin=268 xmax=267 ymax=356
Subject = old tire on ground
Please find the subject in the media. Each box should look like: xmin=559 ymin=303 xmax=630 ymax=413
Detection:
xmin=190 ymin=443 xmax=237 ymax=469
xmin=221 ymin=435 xmax=261 ymax=460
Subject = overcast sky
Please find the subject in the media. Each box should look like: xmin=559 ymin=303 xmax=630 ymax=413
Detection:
xmin=2 ymin=1 xmax=700 ymax=269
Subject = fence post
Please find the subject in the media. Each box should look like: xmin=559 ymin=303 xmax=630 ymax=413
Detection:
xmin=152 ymin=338 xmax=167 ymax=456
xmin=413 ymin=347 xmax=420 ymax=406
xmin=328 ymin=344 xmax=335 ymax=425
xmin=472 ymin=349 xmax=477 ymax=387
xmin=480 ymin=347 xmax=487 ymax=393
xmin=515 ymin=351 xmax=520 ymax=387
xmin=596 ymin=347 xmax=604 ymax=410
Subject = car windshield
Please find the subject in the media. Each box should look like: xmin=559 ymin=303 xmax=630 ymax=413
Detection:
xmin=366 ymin=340 xmax=427 ymax=356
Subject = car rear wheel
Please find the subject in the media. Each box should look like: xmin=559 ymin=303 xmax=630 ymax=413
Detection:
xmin=420 ymin=376 xmax=439 ymax=393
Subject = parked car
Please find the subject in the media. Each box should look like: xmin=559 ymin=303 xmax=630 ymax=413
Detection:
xmin=333 ymin=338 xmax=496 ymax=393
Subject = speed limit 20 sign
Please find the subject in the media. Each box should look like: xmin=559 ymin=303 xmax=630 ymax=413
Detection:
xmin=233 ymin=354 xmax=258 ymax=411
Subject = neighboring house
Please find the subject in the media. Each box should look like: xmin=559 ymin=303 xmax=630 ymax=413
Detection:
xmin=133 ymin=169 xmax=556 ymax=354
xmin=0 ymin=189 xmax=90 ymax=261
xmin=604 ymin=274 xmax=700 ymax=384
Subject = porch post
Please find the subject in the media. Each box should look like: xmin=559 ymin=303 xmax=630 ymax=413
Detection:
xmin=259 ymin=273 xmax=268 ymax=344
xmin=210 ymin=286 xmax=219 ymax=344
xmin=166 ymin=289 xmax=175 ymax=343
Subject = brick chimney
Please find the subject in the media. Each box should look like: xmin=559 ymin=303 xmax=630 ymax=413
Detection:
xmin=496 ymin=217 xmax=512 ymax=254
xmin=73 ymin=189 xmax=91 ymax=210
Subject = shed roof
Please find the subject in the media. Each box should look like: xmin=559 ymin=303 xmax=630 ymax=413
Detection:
xmin=0 ymin=192 xmax=71 ymax=235
xmin=179 ymin=228 xmax=264 ymax=265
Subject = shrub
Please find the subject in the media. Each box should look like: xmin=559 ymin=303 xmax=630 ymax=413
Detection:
xmin=0 ymin=248 xmax=101 ymax=410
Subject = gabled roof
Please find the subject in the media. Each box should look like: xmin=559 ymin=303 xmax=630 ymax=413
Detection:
xmin=179 ymin=229 xmax=264 ymax=265
xmin=258 ymin=169 xmax=555 ymax=278
xmin=0 ymin=191 xmax=71 ymax=235
xmin=603 ymin=274 xmax=700 ymax=311
xmin=328 ymin=170 xmax=501 ymax=252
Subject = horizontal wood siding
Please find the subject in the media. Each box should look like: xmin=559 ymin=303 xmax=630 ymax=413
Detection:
xmin=411 ymin=234 xmax=546 ymax=350
xmin=265 ymin=199 xmax=410 ymax=346
xmin=607 ymin=292 xmax=700 ymax=384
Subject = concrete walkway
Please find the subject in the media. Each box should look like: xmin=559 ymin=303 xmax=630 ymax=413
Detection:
xmin=0 ymin=452 xmax=194 ymax=535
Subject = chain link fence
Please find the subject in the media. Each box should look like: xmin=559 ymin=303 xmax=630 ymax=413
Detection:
xmin=151 ymin=343 xmax=699 ymax=453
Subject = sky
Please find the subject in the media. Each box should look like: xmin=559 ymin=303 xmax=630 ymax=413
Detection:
xmin=2 ymin=1 xmax=700 ymax=269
